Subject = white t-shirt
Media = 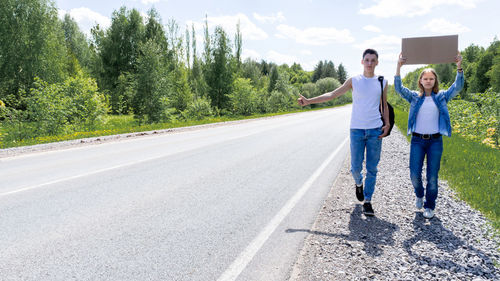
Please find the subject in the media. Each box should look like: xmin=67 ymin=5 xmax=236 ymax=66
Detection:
xmin=350 ymin=74 xmax=387 ymax=129
xmin=415 ymin=96 xmax=440 ymax=134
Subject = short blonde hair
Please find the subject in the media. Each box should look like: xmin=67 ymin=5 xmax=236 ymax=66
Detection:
xmin=418 ymin=68 xmax=439 ymax=96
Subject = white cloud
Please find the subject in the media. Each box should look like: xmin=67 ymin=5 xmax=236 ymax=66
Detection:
xmin=300 ymin=50 xmax=313 ymax=55
xmin=354 ymin=35 xmax=401 ymax=51
xmin=253 ymin=12 xmax=286 ymax=24
xmin=363 ymin=25 xmax=382 ymax=33
xmin=242 ymin=49 xmax=261 ymax=60
xmin=58 ymin=9 xmax=67 ymax=20
xmin=60 ymin=7 xmax=111 ymax=37
xmin=379 ymin=52 xmax=399 ymax=61
xmin=189 ymin=13 xmax=268 ymax=40
xmin=275 ymin=24 xmax=355 ymax=45
xmin=266 ymin=50 xmax=299 ymax=65
xmin=301 ymin=60 xmax=318 ymax=71
xmin=141 ymin=0 xmax=160 ymax=4
xmin=423 ymin=18 xmax=471 ymax=34
xmin=359 ymin=0 xmax=481 ymax=18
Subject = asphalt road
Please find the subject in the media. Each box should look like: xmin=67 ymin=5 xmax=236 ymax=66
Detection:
xmin=0 ymin=105 xmax=351 ymax=281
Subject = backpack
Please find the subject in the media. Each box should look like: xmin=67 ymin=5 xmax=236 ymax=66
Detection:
xmin=378 ymin=76 xmax=395 ymax=136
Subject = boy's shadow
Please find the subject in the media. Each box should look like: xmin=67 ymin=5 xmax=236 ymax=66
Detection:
xmin=403 ymin=212 xmax=497 ymax=278
xmin=287 ymin=204 xmax=399 ymax=257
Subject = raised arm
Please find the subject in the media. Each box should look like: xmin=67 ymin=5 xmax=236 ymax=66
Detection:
xmin=394 ymin=53 xmax=414 ymax=103
xmin=442 ymin=52 xmax=464 ymax=102
xmin=298 ymin=78 xmax=352 ymax=106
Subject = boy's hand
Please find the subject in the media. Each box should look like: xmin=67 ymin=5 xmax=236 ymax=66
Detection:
xmin=379 ymin=125 xmax=389 ymax=138
xmin=297 ymin=94 xmax=309 ymax=106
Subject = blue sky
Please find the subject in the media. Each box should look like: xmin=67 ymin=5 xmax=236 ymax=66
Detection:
xmin=56 ymin=0 xmax=500 ymax=81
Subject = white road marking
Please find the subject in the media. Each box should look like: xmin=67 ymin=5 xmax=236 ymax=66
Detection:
xmin=217 ymin=137 xmax=349 ymax=281
xmin=0 ymin=155 xmax=168 ymax=198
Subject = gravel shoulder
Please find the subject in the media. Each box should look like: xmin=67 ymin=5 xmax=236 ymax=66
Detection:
xmin=289 ymin=126 xmax=499 ymax=281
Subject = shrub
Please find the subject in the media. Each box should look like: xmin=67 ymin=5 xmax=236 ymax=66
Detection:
xmin=26 ymin=77 xmax=70 ymax=135
xmin=229 ymin=78 xmax=259 ymax=115
xmin=183 ymin=97 xmax=213 ymax=120
xmin=268 ymin=90 xmax=293 ymax=112
xmin=448 ymin=97 xmax=498 ymax=149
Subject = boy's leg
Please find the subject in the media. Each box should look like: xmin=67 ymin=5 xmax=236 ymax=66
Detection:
xmin=350 ymin=129 xmax=365 ymax=187
xmin=364 ymin=128 xmax=382 ymax=201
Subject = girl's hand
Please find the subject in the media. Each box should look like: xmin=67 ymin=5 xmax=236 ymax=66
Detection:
xmin=456 ymin=52 xmax=462 ymax=69
xmin=398 ymin=53 xmax=407 ymax=67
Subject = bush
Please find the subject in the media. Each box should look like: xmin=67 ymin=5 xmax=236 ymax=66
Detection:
xmin=183 ymin=97 xmax=213 ymax=120
xmin=26 ymin=78 xmax=70 ymax=135
xmin=229 ymin=78 xmax=259 ymax=115
xmin=63 ymin=72 xmax=108 ymax=130
xmin=448 ymin=94 xmax=499 ymax=149
xmin=268 ymin=90 xmax=294 ymax=112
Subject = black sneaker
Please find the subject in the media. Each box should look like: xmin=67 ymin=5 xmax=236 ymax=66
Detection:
xmin=355 ymin=184 xmax=364 ymax=201
xmin=363 ymin=202 xmax=374 ymax=216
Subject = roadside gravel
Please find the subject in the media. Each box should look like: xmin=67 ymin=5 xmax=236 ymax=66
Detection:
xmin=0 ymin=118 xmax=266 ymax=158
xmin=289 ymin=126 xmax=499 ymax=281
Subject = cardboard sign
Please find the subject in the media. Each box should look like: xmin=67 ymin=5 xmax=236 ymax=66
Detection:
xmin=402 ymin=35 xmax=458 ymax=64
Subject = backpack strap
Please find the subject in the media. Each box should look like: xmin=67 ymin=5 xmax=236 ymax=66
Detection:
xmin=378 ymin=76 xmax=385 ymax=115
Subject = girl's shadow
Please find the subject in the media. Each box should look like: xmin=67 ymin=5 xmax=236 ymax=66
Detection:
xmin=286 ymin=204 xmax=399 ymax=257
xmin=403 ymin=212 xmax=497 ymax=278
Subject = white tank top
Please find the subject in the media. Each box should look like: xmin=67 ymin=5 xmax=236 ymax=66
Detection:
xmin=415 ymin=96 xmax=440 ymax=134
xmin=350 ymin=74 xmax=386 ymax=129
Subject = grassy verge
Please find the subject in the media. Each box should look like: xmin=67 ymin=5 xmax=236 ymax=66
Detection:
xmin=393 ymin=108 xmax=499 ymax=232
xmin=0 ymin=105 xmax=343 ymax=149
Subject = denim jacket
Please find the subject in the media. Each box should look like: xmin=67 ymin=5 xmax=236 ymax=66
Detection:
xmin=394 ymin=71 xmax=464 ymax=137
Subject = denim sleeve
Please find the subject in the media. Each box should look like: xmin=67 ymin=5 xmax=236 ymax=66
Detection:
xmin=394 ymin=75 xmax=413 ymax=103
xmin=442 ymin=71 xmax=464 ymax=102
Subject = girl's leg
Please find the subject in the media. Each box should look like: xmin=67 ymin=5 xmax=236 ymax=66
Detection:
xmin=410 ymin=137 xmax=426 ymax=199
xmin=424 ymin=137 xmax=443 ymax=210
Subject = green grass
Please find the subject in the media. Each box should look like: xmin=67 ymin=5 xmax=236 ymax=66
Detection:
xmin=393 ymin=108 xmax=500 ymax=232
xmin=0 ymin=104 xmax=344 ymax=149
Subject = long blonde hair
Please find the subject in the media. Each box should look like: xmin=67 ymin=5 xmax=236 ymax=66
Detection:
xmin=418 ymin=68 xmax=439 ymax=96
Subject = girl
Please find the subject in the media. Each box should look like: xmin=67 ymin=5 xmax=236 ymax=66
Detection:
xmin=394 ymin=52 xmax=464 ymax=219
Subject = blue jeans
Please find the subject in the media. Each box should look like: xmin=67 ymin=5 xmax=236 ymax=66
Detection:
xmin=409 ymin=135 xmax=443 ymax=210
xmin=350 ymin=128 xmax=382 ymax=201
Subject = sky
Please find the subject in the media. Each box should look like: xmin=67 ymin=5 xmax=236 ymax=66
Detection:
xmin=56 ymin=0 xmax=500 ymax=82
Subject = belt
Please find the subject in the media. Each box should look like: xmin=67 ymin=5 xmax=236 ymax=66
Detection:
xmin=412 ymin=132 xmax=441 ymax=139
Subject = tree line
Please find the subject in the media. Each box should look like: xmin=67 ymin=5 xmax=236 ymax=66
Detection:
xmin=0 ymin=0 xmax=350 ymax=144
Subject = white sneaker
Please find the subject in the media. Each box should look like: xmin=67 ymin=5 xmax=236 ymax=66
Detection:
xmin=415 ymin=197 xmax=423 ymax=209
xmin=423 ymin=208 xmax=434 ymax=219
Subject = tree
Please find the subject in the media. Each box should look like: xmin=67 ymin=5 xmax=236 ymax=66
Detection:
xmin=144 ymin=8 xmax=168 ymax=51
xmin=62 ymin=14 xmax=93 ymax=74
xmin=133 ymin=40 xmax=169 ymax=123
xmin=185 ymin=26 xmax=191 ymax=68
xmin=337 ymin=63 xmax=348 ymax=84
xmin=312 ymin=61 xmax=324 ymax=82
xmin=268 ymin=65 xmax=279 ymax=93
xmin=206 ymin=26 xmax=233 ymax=110
xmin=0 ymin=0 xmax=69 ymax=109
xmin=189 ymin=24 xmax=208 ymax=99
xmin=99 ymin=7 xmax=145 ymax=112
xmin=433 ymin=63 xmax=454 ymax=87
xmin=469 ymin=50 xmax=494 ymax=93
xmin=323 ymin=61 xmax=337 ymax=79
xmin=234 ymin=20 xmax=243 ymax=71
xmin=487 ymin=43 xmax=500 ymax=92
